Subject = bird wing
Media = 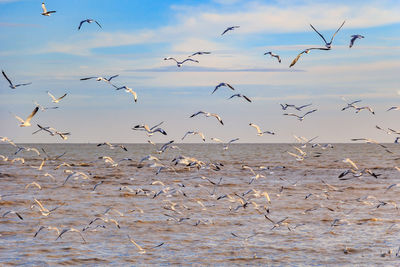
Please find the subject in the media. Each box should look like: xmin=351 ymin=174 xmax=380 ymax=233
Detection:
xmin=2 ymin=70 xmax=13 ymax=87
xmin=212 ymin=84 xmax=222 ymax=94
xmin=182 ymin=131 xmax=192 ymax=140
xmin=221 ymin=28 xmax=230 ymax=35
xmin=95 ymin=20 xmax=102 ymax=28
xmin=190 ymin=111 xmax=204 ymax=118
xmin=211 ymin=113 xmax=224 ymax=125
xmin=80 ymin=77 xmax=97 ymax=80
xmin=250 ymin=123 xmax=262 ymax=134
xmin=283 ymin=113 xmax=300 ymax=118
xmin=303 ymin=109 xmax=317 ymax=117
xmin=47 ymin=91 xmax=56 ymax=101
xmin=56 ymin=93 xmax=67 ymax=101
xmin=309 ymin=24 xmax=328 ymax=45
xmin=78 ymin=20 xmax=86 ymax=30
xmin=164 ymin=57 xmax=178 ymax=63
xmin=181 ymin=58 xmax=199 ymax=64
xmin=127 ymin=89 xmax=137 ymax=102
xmin=15 ymin=115 xmax=25 ymax=123
xmin=349 ymin=36 xmax=358 ymax=48
xmin=42 ymin=3 xmax=47 ymax=13
xmin=242 ymin=95 xmax=252 ymax=102
xmin=107 ymin=74 xmax=119 ymax=81
xmin=289 ymin=51 xmax=305 ymax=67
xmin=150 ymin=121 xmax=164 ymax=131
xmin=25 ymin=107 xmax=39 ymax=123
xmin=330 ymin=20 xmax=346 ymax=43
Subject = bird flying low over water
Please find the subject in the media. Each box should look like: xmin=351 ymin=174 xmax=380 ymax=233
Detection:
xmin=132 ymin=122 xmax=167 ymax=136
xmin=212 ymin=83 xmax=235 ymax=94
xmin=2 ymin=70 xmax=32 ymax=89
xmin=47 ymin=91 xmax=67 ymax=103
xmin=221 ymin=26 xmax=240 ymax=35
xmin=78 ymin=19 xmax=102 ymax=30
xmin=289 ymin=48 xmax=330 ymax=67
xmin=349 ymin=35 xmax=364 ymax=48
xmin=310 ymin=20 xmax=346 ymax=49
xmin=264 ymin=52 xmax=281 ymax=63
xmin=228 ymin=94 xmax=252 ymax=103
xmin=190 ymin=111 xmax=224 ymax=125
xmin=249 ymin=123 xmax=275 ymax=136
xmin=15 ymin=107 xmax=39 ymax=127
xmin=163 ymin=57 xmax=199 ymax=67
xmin=41 ymin=2 xmax=56 ymax=16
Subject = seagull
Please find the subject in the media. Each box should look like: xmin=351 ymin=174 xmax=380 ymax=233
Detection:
xmin=34 ymin=226 xmax=60 ymax=237
xmin=349 ymin=35 xmax=364 ymax=48
xmin=132 ymin=123 xmax=167 ymax=136
xmin=283 ymin=109 xmax=317 ymax=121
xmin=80 ymin=75 xmax=119 ymax=87
xmin=56 ymin=228 xmax=86 ymax=243
xmin=264 ymin=52 xmax=281 ymax=63
xmin=223 ymin=138 xmax=239 ymax=150
xmin=47 ymin=91 xmax=67 ymax=103
xmin=228 ymin=94 xmax=252 ymax=103
xmin=188 ymin=51 xmax=211 ymax=57
xmin=2 ymin=70 xmax=31 ymax=89
xmin=387 ymin=106 xmax=400 ymax=112
xmin=182 ymin=131 xmax=205 ymax=142
xmin=15 ymin=106 xmax=39 ymax=127
xmin=156 ymin=140 xmax=175 ymax=153
xmin=163 ymin=57 xmax=199 ymax=67
xmin=310 ymin=20 xmax=346 ymax=49
xmin=221 ymin=26 xmax=240 ymax=35
xmin=78 ymin=19 xmax=102 ymax=30
xmin=212 ymin=82 xmax=235 ymax=94
xmin=41 ymin=2 xmax=56 ymax=16
xmin=97 ymin=142 xmax=128 ymax=151
xmin=34 ymin=101 xmax=59 ymax=111
xmin=116 ymin=86 xmax=137 ymax=102
xmin=289 ymin=48 xmax=330 ymax=67
xmin=355 ymin=106 xmax=375 ymax=115
xmin=249 ymin=123 xmax=275 ymax=136
xmin=190 ymin=111 xmax=224 ymax=125
xmin=341 ymin=97 xmax=361 ymax=111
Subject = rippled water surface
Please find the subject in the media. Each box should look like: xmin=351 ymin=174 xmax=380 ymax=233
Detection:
xmin=0 ymin=143 xmax=399 ymax=266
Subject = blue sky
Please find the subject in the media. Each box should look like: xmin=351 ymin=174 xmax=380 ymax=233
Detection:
xmin=0 ymin=0 xmax=399 ymax=143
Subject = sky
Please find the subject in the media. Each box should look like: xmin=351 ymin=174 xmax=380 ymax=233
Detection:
xmin=0 ymin=0 xmax=399 ymax=144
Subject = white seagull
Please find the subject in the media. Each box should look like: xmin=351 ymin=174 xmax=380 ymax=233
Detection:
xmin=41 ymin=2 xmax=56 ymax=16
xmin=116 ymin=86 xmax=137 ymax=102
xmin=15 ymin=106 xmax=39 ymax=127
xmin=182 ymin=131 xmax=205 ymax=142
xmin=249 ymin=123 xmax=275 ymax=136
xmin=264 ymin=52 xmax=281 ymax=63
xmin=349 ymin=35 xmax=364 ymax=48
xmin=223 ymin=138 xmax=239 ymax=150
xmin=190 ymin=111 xmax=224 ymax=125
xmin=163 ymin=57 xmax=199 ymax=67
xmin=221 ymin=26 xmax=240 ymax=35
xmin=78 ymin=19 xmax=102 ymax=30
xmin=132 ymin=122 xmax=167 ymax=136
xmin=47 ymin=91 xmax=67 ymax=103
xmin=283 ymin=109 xmax=317 ymax=121
xmin=80 ymin=75 xmax=119 ymax=87
xmin=2 ymin=70 xmax=32 ymax=89
xmin=310 ymin=20 xmax=346 ymax=49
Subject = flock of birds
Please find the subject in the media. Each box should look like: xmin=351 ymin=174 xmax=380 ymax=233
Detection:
xmin=0 ymin=2 xmax=399 ymax=264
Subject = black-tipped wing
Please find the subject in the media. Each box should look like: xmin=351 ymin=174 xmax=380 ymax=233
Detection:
xmin=95 ymin=20 xmax=102 ymax=28
xmin=310 ymin=24 xmax=328 ymax=45
xmin=78 ymin=20 xmax=87 ymax=30
xmin=80 ymin=77 xmax=97 ymax=81
xmin=2 ymin=70 xmax=13 ymax=87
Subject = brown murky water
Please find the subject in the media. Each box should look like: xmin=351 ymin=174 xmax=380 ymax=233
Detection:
xmin=0 ymin=143 xmax=399 ymax=265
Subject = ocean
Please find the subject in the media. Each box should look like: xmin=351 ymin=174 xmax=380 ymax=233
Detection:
xmin=0 ymin=143 xmax=399 ymax=265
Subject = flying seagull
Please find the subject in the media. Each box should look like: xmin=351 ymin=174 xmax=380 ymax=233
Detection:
xmin=228 ymin=94 xmax=252 ymax=103
xmin=116 ymin=86 xmax=137 ymax=102
xmin=349 ymin=35 xmax=364 ymax=48
xmin=80 ymin=75 xmax=119 ymax=87
xmin=189 ymin=51 xmax=211 ymax=57
xmin=182 ymin=131 xmax=205 ymax=142
xmin=264 ymin=52 xmax=281 ymax=63
xmin=221 ymin=26 xmax=240 ymax=35
xmin=289 ymin=48 xmax=330 ymax=67
xmin=78 ymin=19 xmax=102 ymax=30
xmin=283 ymin=109 xmax=317 ymax=121
xmin=212 ymin=83 xmax=235 ymax=94
xmin=15 ymin=106 xmax=39 ymax=127
xmin=132 ymin=123 xmax=167 ymax=136
xmin=2 ymin=70 xmax=32 ymax=89
xmin=249 ymin=123 xmax=275 ymax=136
xmin=163 ymin=57 xmax=199 ymax=67
xmin=190 ymin=111 xmax=224 ymax=125
xmin=310 ymin=20 xmax=346 ymax=49
xmin=341 ymin=97 xmax=361 ymax=111
xmin=47 ymin=91 xmax=67 ymax=103
xmin=387 ymin=106 xmax=400 ymax=112
xmin=41 ymin=2 xmax=56 ymax=16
